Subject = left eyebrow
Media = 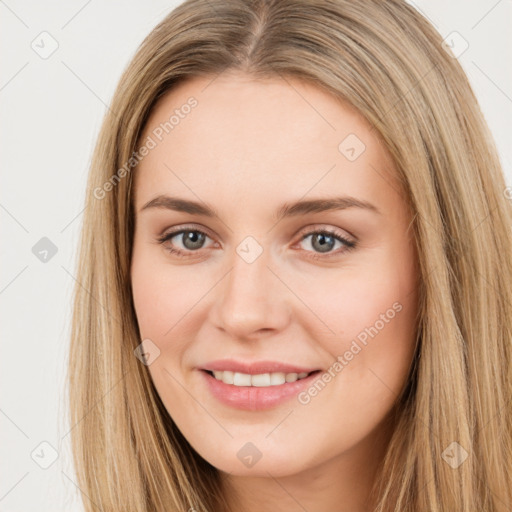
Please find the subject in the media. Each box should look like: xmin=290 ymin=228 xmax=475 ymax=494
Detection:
xmin=138 ymin=194 xmax=381 ymax=218
xmin=275 ymin=196 xmax=381 ymax=220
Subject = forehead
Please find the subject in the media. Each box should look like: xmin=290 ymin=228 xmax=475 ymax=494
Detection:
xmin=133 ymin=71 xmax=401 ymax=211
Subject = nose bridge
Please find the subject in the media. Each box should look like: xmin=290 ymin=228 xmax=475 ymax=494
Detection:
xmin=212 ymin=238 xmax=291 ymax=337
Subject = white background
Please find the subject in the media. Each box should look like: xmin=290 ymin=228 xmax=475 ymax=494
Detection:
xmin=1 ymin=1 xmax=511 ymax=510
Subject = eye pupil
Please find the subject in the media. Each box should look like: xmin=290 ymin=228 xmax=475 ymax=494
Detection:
xmin=183 ymin=230 xmax=205 ymax=250
xmin=312 ymin=233 xmax=335 ymax=253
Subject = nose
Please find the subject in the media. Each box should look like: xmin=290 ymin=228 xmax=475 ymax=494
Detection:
xmin=210 ymin=245 xmax=292 ymax=340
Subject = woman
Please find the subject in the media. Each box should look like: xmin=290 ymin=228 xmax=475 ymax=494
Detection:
xmin=68 ymin=0 xmax=512 ymax=510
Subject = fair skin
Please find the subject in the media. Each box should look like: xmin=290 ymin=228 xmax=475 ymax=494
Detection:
xmin=131 ymin=71 xmax=419 ymax=512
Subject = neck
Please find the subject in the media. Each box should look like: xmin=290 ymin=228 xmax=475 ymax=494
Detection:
xmin=217 ymin=416 xmax=393 ymax=512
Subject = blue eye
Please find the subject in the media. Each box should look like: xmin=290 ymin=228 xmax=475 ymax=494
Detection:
xmin=157 ymin=228 xmax=214 ymax=257
xmin=156 ymin=226 xmax=356 ymax=260
xmin=298 ymin=229 xmax=356 ymax=259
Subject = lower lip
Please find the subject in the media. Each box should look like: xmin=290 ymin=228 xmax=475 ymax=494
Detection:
xmin=200 ymin=370 xmax=321 ymax=411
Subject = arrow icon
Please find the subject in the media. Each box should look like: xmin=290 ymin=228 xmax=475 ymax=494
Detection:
xmin=134 ymin=339 xmax=160 ymax=365
xmin=30 ymin=441 xmax=59 ymax=469
xmin=237 ymin=441 xmax=262 ymax=467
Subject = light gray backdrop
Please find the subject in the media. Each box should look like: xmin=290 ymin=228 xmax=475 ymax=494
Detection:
xmin=1 ymin=1 xmax=511 ymax=510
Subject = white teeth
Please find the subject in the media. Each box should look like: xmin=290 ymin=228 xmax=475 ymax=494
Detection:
xmin=270 ymin=372 xmax=286 ymax=385
xmin=210 ymin=370 xmax=312 ymax=387
xmin=222 ymin=370 xmax=234 ymax=384
xmin=233 ymin=372 xmax=252 ymax=386
xmin=251 ymin=373 xmax=271 ymax=387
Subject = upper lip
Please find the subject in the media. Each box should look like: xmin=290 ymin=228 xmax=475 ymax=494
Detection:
xmin=200 ymin=359 xmax=320 ymax=375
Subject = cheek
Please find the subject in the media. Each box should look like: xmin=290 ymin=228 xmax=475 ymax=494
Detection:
xmin=131 ymin=245 xmax=205 ymax=340
xmin=130 ymin=248 xmax=203 ymax=409
xmin=295 ymin=251 xmax=418 ymax=389
xmin=293 ymin=269 xmax=418 ymax=446
xmin=129 ymin=233 xmax=420 ymax=474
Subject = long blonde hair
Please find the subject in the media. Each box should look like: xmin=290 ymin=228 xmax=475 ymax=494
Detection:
xmin=67 ymin=0 xmax=512 ymax=510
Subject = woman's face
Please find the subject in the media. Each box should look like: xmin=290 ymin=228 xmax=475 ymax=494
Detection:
xmin=131 ymin=71 xmax=419 ymax=479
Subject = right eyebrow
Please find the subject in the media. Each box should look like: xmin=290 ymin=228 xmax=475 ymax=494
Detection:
xmin=138 ymin=194 xmax=381 ymax=219
xmin=139 ymin=195 xmax=218 ymax=217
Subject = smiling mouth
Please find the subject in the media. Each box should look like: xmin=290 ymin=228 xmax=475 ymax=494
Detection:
xmin=203 ymin=369 xmax=321 ymax=387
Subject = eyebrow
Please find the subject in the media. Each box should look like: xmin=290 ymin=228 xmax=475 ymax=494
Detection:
xmin=139 ymin=194 xmax=381 ymax=219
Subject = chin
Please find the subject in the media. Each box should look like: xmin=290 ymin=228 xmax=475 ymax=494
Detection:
xmin=195 ymin=438 xmax=309 ymax=478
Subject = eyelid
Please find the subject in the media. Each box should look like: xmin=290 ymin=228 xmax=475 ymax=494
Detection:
xmin=292 ymin=225 xmax=357 ymax=260
xmin=294 ymin=223 xmax=356 ymax=243
xmin=158 ymin=223 xmax=216 ymax=241
xmin=156 ymin=223 xmax=357 ymax=258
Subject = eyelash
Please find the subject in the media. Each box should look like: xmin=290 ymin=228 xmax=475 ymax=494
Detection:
xmin=156 ymin=226 xmax=357 ymax=260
